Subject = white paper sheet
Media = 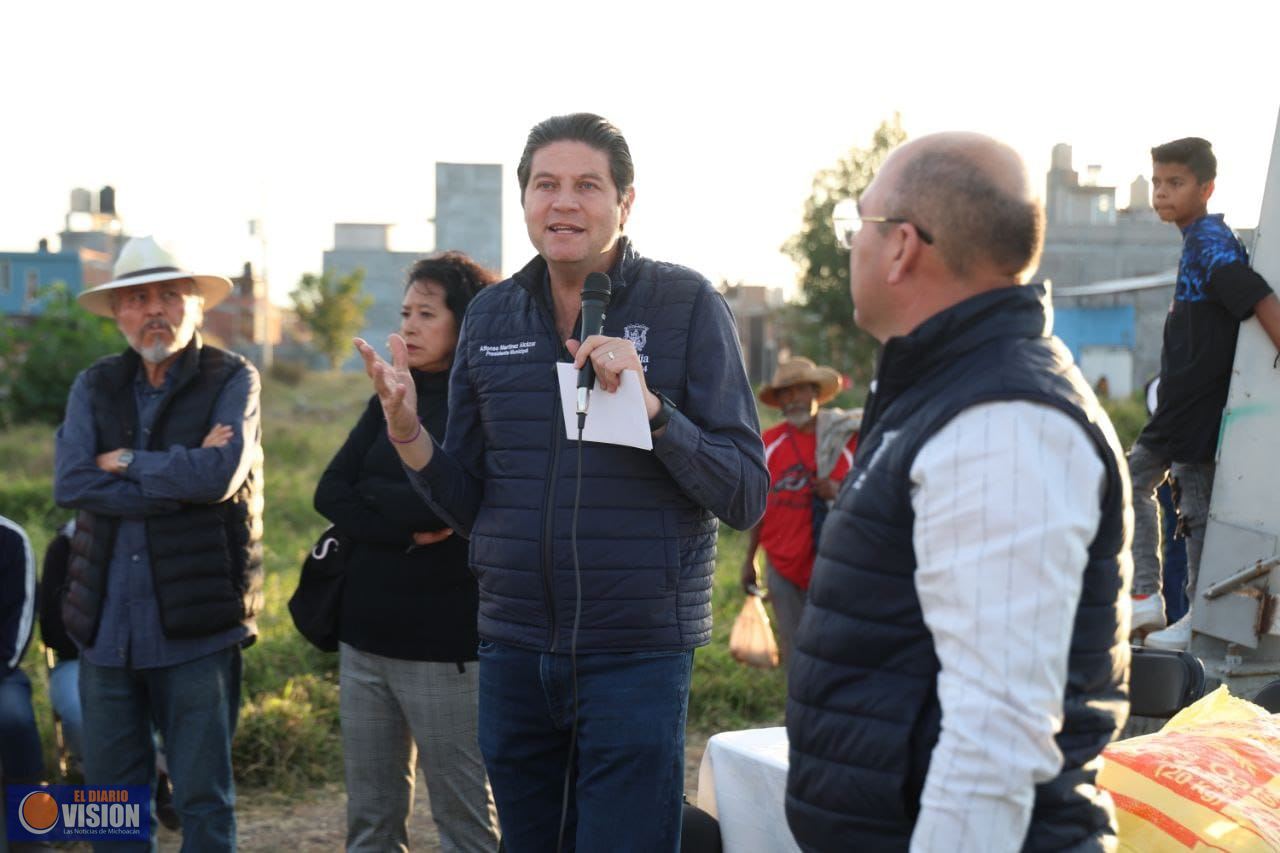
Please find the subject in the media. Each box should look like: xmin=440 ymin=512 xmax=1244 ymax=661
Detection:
xmin=555 ymin=362 xmax=653 ymax=450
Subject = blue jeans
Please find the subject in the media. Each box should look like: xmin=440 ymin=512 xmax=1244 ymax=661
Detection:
xmin=80 ymin=646 xmax=241 ymax=852
xmin=0 ymin=667 xmax=44 ymax=781
xmin=478 ymin=641 xmax=693 ymax=853
xmin=1157 ymin=483 xmax=1189 ymax=623
xmin=49 ymin=658 xmax=85 ymax=769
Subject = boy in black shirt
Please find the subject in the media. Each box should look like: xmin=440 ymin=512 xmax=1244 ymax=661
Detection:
xmin=1131 ymin=137 xmax=1280 ymax=650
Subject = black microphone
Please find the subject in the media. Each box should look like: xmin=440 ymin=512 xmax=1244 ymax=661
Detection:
xmin=576 ymin=272 xmax=613 ymax=419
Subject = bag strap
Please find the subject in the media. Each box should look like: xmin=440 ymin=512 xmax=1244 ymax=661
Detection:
xmin=783 ymin=427 xmax=818 ymax=485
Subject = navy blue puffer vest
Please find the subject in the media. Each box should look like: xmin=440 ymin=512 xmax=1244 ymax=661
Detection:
xmin=452 ymin=241 xmax=763 ymax=653
xmin=63 ymin=337 xmax=264 ymax=646
xmin=786 ymin=285 xmax=1131 ymax=852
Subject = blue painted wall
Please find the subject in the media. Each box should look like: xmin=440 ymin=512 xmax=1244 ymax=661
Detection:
xmin=1052 ymin=305 xmax=1135 ymax=361
xmin=0 ymin=251 xmax=83 ymax=316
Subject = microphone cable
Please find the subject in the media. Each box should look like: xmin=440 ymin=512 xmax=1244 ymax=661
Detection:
xmin=555 ymin=419 xmax=587 ymax=851
xmin=557 ymin=272 xmax=610 ymax=850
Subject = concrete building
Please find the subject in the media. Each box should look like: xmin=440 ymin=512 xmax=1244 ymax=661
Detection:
xmin=1051 ymin=273 xmax=1171 ymax=399
xmin=720 ymin=283 xmax=784 ymax=386
xmin=321 ymin=162 xmax=503 ymax=369
xmin=0 ymin=240 xmax=83 ymax=323
xmin=59 ymin=185 xmax=129 ymax=288
xmin=435 ymin=163 xmax=502 ymax=272
xmin=322 ymin=223 xmax=425 ymax=370
xmin=203 ymin=261 xmax=281 ymax=368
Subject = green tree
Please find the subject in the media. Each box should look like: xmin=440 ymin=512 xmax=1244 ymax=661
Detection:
xmin=290 ymin=269 xmax=372 ymax=370
xmin=781 ymin=115 xmax=907 ymax=383
xmin=0 ymin=282 xmax=123 ymax=426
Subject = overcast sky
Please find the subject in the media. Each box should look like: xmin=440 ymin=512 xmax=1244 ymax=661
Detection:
xmin=2 ymin=0 xmax=1277 ymax=304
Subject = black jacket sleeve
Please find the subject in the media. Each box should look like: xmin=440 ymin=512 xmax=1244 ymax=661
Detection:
xmin=1 ymin=519 xmax=36 ymax=674
xmin=315 ymin=397 xmax=447 ymax=545
xmin=39 ymin=527 xmax=77 ymax=662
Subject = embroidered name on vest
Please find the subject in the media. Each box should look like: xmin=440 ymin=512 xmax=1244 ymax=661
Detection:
xmin=479 ymin=340 xmax=538 ymax=358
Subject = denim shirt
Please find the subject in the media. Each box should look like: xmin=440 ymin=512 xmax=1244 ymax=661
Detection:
xmin=53 ymin=359 xmax=259 ymax=668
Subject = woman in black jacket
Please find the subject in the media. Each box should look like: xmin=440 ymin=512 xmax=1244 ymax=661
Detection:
xmin=315 ymin=252 xmax=499 ymax=852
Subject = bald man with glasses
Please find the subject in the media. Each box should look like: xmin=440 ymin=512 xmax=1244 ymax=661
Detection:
xmin=786 ymin=133 xmax=1132 ymax=852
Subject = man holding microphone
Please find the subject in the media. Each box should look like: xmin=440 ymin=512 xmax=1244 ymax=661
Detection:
xmin=357 ymin=113 xmax=766 ymax=851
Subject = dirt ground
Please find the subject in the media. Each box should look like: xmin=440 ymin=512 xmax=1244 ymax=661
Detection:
xmin=147 ymin=732 xmax=711 ymax=851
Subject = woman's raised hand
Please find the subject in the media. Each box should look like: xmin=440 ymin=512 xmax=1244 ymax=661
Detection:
xmin=354 ymin=334 xmax=420 ymax=440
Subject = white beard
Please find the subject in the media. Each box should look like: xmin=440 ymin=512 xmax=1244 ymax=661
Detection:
xmin=784 ymin=410 xmax=815 ymax=429
xmin=137 ymin=339 xmax=179 ymax=363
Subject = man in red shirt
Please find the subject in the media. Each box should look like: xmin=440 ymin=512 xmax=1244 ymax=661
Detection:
xmin=741 ymin=358 xmax=859 ymax=669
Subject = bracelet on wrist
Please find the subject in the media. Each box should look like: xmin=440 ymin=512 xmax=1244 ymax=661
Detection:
xmin=387 ymin=421 xmax=423 ymax=445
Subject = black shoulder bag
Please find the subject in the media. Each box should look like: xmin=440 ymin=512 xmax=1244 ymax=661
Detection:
xmin=288 ymin=526 xmax=348 ymax=652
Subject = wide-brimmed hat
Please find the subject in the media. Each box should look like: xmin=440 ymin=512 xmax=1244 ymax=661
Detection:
xmin=758 ymin=357 xmax=841 ymax=407
xmin=77 ymin=236 xmax=234 ymax=318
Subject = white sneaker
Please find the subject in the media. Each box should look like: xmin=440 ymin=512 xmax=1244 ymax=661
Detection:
xmin=1145 ymin=613 xmax=1192 ymax=651
xmin=1131 ymin=594 xmax=1167 ymax=635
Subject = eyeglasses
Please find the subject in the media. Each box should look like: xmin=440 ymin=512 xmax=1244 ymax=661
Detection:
xmin=831 ymin=197 xmax=935 ymax=250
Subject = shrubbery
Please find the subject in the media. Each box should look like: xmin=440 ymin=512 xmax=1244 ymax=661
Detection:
xmin=0 ymin=283 xmax=122 ymax=427
xmin=267 ymin=360 xmax=308 ymax=387
xmin=1102 ymin=393 xmax=1148 ymax=450
xmin=233 ymin=674 xmax=342 ymax=793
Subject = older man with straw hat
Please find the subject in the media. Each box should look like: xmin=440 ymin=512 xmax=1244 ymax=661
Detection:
xmin=53 ymin=235 xmax=263 ymax=851
xmin=741 ymin=357 xmax=860 ymax=671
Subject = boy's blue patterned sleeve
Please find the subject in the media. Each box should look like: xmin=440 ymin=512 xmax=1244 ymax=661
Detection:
xmin=1178 ymin=215 xmax=1249 ymax=302
xmin=1197 ymin=232 xmax=1248 ymax=279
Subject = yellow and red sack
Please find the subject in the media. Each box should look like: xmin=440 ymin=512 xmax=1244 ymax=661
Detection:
xmin=1099 ymin=685 xmax=1280 ymax=851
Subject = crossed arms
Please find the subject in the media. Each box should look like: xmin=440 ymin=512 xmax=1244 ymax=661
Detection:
xmin=53 ymin=366 xmax=261 ymax=517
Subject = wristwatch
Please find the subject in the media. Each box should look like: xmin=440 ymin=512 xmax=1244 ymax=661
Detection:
xmin=649 ymin=392 xmax=675 ymax=434
xmin=117 ymin=449 xmax=135 ymax=475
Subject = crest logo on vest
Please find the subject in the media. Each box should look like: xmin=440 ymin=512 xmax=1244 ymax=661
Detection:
xmin=623 ymin=324 xmax=648 ymax=351
xmin=623 ymin=324 xmax=651 ymax=371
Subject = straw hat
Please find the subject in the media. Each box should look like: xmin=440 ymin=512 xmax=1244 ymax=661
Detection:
xmin=77 ymin=236 xmax=234 ymax=318
xmin=758 ymin=357 xmax=841 ymax=407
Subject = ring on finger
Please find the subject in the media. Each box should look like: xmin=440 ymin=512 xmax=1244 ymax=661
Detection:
xmin=607 ymin=351 xmax=616 ymax=361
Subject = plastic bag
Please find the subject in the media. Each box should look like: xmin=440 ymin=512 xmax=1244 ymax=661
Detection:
xmin=1164 ymin=683 xmax=1270 ymax=729
xmin=1098 ymin=685 xmax=1280 ymax=851
xmin=729 ymin=593 xmax=780 ymax=669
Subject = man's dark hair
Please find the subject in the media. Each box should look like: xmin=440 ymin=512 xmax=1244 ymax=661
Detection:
xmin=1151 ymin=137 xmax=1216 ymax=183
xmin=516 ymin=113 xmax=635 ymax=202
xmin=405 ymin=251 xmax=499 ymax=330
xmin=884 ymin=146 xmax=1044 ymax=280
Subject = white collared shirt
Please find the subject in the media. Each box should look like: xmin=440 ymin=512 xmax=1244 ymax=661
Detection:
xmin=906 ymin=401 xmax=1106 ymax=853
